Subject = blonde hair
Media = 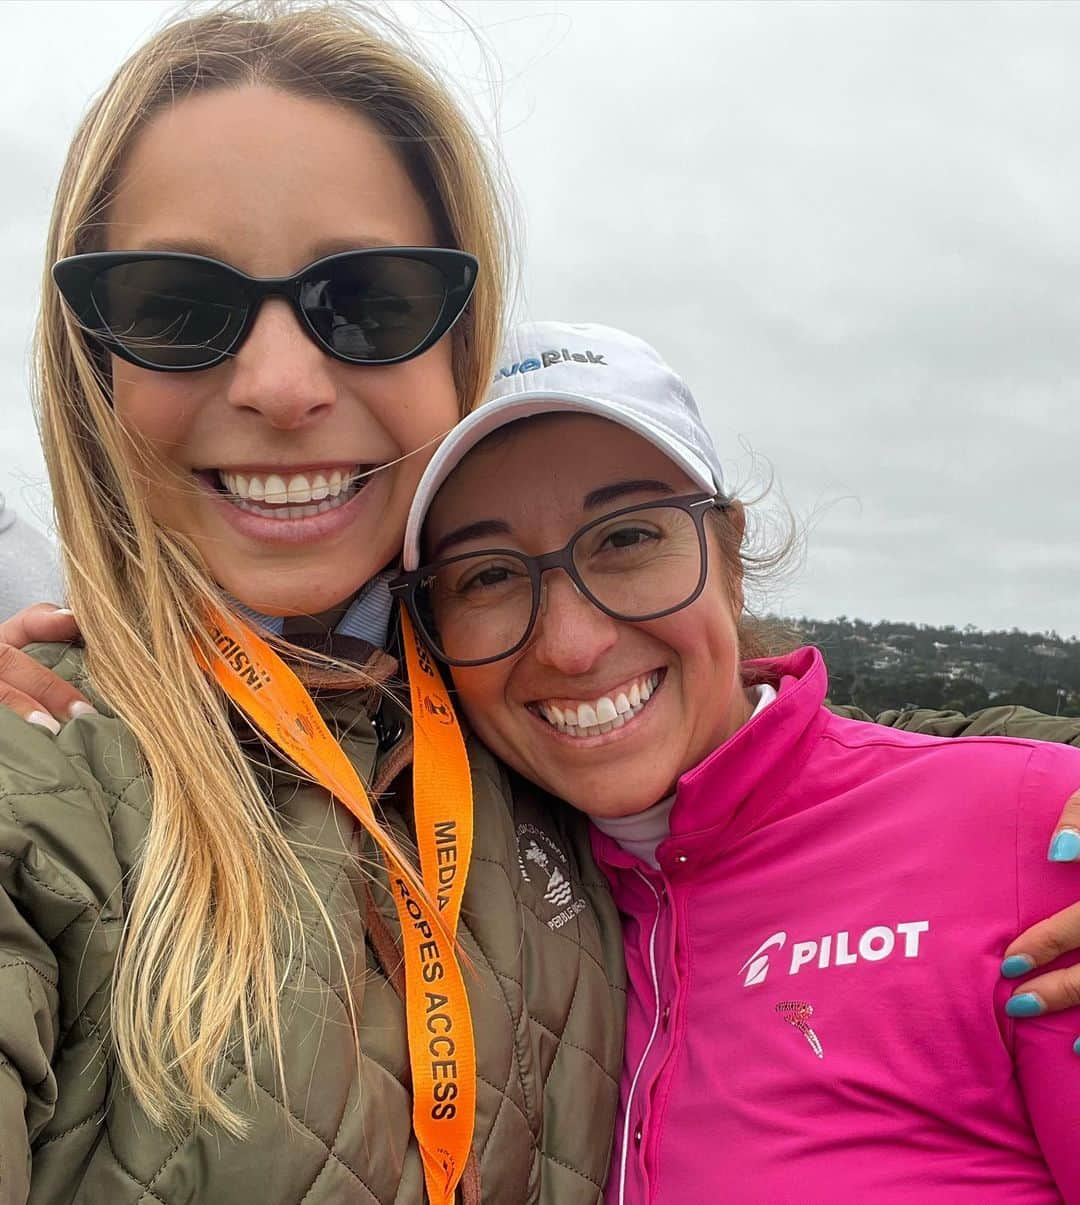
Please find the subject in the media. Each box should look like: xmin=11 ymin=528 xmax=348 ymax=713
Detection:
xmin=35 ymin=0 xmax=509 ymax=1135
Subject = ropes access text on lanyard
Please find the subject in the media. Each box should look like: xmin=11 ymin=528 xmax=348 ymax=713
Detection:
xmin=196 ymin=606 xmax=476 ymax=1205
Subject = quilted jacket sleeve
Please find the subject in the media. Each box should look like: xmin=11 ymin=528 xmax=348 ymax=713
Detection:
xmin=0 ymin=729 xmax=65 ymax=1205
xmin=0 ymin=850 xmax=59 ymax=1205
xmin=830 ymin=702 xmax=1080 ymax=746
xmin=0 ymin=649 xmax=119 ymax=1205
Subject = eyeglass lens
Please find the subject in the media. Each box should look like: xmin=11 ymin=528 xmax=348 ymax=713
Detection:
xmin=417 ymin=502 xmax=705 ymax=664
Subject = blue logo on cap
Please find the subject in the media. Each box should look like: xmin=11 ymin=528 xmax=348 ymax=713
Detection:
xmin=493 ymin=348 xmax=607 ymax=383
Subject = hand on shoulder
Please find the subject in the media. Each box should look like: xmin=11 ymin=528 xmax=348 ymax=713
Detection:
xmin=0 ymin=603 xmax=91 ymax=732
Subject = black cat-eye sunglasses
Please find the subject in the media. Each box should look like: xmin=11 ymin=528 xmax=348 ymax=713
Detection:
xmin=52 ymin=247 xmax=478 ymax=372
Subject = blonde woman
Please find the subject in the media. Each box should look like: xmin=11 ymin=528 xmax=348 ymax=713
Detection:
xmin=0 ymin=5 xmax=623 ymax=1203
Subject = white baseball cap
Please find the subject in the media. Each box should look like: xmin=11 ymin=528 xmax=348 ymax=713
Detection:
xmin=402 ymin=320 xmax=725 ymax=570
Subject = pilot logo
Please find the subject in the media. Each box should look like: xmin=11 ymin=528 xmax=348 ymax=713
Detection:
xmin=777 ymin=1001 xmax=824 ymax=1059
xmin=738 ymin=921 xmax=929 ymax=986
xmin=738 ymin=931 xmax=787 ymax=986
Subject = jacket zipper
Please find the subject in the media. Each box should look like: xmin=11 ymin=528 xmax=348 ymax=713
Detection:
xmin=616 ymin=868 xmax=664 ymax=1205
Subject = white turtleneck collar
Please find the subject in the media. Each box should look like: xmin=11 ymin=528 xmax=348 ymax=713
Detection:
xmin=590 ymin=682 xmax=778 ymax=869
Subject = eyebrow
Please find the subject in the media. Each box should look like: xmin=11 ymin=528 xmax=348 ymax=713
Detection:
xmin=427 ymin=479 xmax=678 ymax=561
xmin=429 ymin=519 xmax=512 ymax=561
xmin=124 ymin=235 xmax=401 ymax=265
xmin=305 ymin=235 xmax=403 ymax=259
xmin=583 ymin=479 xmax=676 ymax=509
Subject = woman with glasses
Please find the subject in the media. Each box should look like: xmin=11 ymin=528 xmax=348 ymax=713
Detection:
xmin=393 ymin=320 xmax=1080 ymax=1203
xmin=4 ymin=9 xmax=1080 ymax=1205
xmin=0 ymin=6 xmax=624 ymax=1203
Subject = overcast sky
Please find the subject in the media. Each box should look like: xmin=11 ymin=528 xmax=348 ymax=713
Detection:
xmin=2 ymin=0 xmax=1078 ymax=635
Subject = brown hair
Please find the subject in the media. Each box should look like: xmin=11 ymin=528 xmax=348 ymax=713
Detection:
xmin=708 ymin=504 xmax=800 ymax=660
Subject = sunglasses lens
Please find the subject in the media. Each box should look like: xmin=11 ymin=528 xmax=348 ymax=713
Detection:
xmin=299 ymin=254 xmax=452 ymax=362
xmin=89 ymin=259 xmax=247 ymax=369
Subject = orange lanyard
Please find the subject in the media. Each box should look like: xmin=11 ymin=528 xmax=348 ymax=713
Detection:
xmin=196 ymin=607 xmax=475 ymax=1205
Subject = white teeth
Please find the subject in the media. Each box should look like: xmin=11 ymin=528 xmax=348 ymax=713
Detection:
xmin=287 ymin=474 xmax=313 ymax=504
xmin=263 ymin=474 xmax=287 ymax=504
xmin=230 ymin=497 xmax=349 ymax=520
xmin=215 ymin=467 xmax=363 ymax=514
xmin=536 ymin=672 xmax=662 ymax=738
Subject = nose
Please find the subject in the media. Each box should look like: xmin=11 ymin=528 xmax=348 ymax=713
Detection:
xmin=530 ymin=571 xmax=620 ymax=675
xmin=225 ymin=299 xmax=337 ymax=429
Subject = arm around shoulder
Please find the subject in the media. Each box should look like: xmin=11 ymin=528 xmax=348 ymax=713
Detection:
xmin=844 ymin=701 xmax=1080 ymax=746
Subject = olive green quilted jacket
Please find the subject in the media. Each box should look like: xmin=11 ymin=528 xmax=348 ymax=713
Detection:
xmin=0 ymin=645 xmax=626 ymax=1205
xmin=834 ymin=700 xmax=1080 ymax=746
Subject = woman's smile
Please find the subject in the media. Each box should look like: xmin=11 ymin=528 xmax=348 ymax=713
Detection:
xmin=106 ymin=84 xmax=461 ymax=614
xmin=427 ymin=415 xmax=753 ymax=819
xmin=528 ymin=668 xmax=665 ymax=741
xmin=193 ymin=460 xmax=389 ymax=544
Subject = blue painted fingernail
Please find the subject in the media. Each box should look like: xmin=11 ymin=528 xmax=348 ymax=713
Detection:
xmin=1005 ymin=993 xmax=1046 ymax=1018
xmin=1001 ymin=955 xmax=1036 ymax=979
xmin=1049 ymin=829 xmax=1080 ymax=862
xmin=1073 ymin=1037 xmax=1080 ymax=1056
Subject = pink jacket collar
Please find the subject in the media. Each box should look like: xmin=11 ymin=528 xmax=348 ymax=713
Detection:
xmin=592 ymin=646 xmax=830 ymax=872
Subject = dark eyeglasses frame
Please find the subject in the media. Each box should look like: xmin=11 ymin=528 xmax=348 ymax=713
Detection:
xmin=51 ymin=247 xmax=478 ymax=372
xmin=391 ymin=492 xmax=729 ymax=667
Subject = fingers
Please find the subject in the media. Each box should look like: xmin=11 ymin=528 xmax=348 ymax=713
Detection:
xmin=999 ymin=788 xmax=1080 ymax=1042
xmin=1046 ymin=788 xmax=1080 ymax=862
xmin=0 ymin=642 xmax=93 ymax=724
xmin=1003 ymin=964 xmax=1080 ymax=1023
xmin=1003 ymin=900 xmax=1080 ymax=1049
xmin=0 ymin=681 xmax=63 ymax=735
xmin=0 ymin=603 xmax=81 ymax=650
xmin=1002 ymin=900 xmax=1080 ymax=976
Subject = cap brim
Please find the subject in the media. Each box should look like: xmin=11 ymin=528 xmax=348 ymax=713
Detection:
xmin=402 ymin=390 xmax=717 ymax=570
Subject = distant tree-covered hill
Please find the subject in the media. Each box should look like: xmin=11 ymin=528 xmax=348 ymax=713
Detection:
xmin=790 ymin=617 xmax=1080 ymax=718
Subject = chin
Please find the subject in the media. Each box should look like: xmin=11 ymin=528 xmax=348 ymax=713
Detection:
xmin=554 ymin=779 xmax=667 ymax=821
xmin=214 ymin=571 xmax=368 ymax=618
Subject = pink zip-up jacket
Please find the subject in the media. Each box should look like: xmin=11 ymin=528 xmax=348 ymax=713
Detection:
xmin=591 ymin=647 xmax=1080 ymax=1204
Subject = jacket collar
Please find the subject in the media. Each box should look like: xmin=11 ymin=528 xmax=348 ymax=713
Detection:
xmin=230 ymin=570 xmax=396 ymax=651
xmin=592 ymin=646 xmax=829 ymax=872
